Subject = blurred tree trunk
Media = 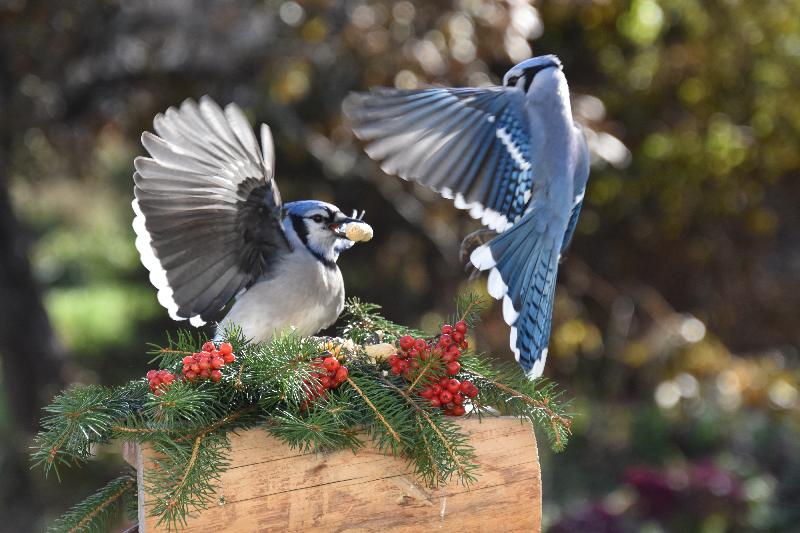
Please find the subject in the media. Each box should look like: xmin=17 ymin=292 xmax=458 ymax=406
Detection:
xmin=0 ymin=170 xmax=68 ymax=431
xmin=0 ymin=42 xmax=68 ymax=533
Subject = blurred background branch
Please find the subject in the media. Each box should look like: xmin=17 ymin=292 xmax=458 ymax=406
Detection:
xmin=0 ymin=0 xmax=798 ymax=531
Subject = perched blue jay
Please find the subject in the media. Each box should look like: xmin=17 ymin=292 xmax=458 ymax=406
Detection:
xmin=132 ymin=97 xmax=372 ymax=342
xmin=344 ymin=55 xmax=590 ymax=378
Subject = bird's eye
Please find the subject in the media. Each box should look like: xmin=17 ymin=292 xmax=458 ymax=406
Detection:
xmin=506 ymin=76 xmax=520 ymax=87
xmin=311 ymin=214 xmax=324 ymax=223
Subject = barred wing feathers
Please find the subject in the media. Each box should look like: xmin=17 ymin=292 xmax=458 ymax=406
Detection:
xmin=344 ymin=87 xmax=535 ymax=233
xmin=133 ymin=97 xmax=288 ymax=326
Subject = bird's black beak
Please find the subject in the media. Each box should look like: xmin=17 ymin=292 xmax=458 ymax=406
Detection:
xmin=329 ymin=212 xmax=365 ymax=239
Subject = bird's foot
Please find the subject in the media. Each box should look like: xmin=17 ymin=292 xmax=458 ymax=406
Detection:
xmin=459 ymin=228 xmax=497 ymax=280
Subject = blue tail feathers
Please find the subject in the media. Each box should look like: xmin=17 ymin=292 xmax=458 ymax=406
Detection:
xmin=470 ymin=211 xmax=561 ymax=378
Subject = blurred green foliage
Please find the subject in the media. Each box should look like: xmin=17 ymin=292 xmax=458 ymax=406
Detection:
xmin=0 ymin=0 xmax=798 ymax=531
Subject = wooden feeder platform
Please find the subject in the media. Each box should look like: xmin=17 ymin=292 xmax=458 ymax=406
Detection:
xmin=124 ymin=417 xmax=541 ymax=532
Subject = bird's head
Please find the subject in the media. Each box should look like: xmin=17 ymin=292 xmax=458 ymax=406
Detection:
xmin=283 ymin=200 xmax=370 ymax=266
xmin=503 ymin=54 xmax=563 ymax=93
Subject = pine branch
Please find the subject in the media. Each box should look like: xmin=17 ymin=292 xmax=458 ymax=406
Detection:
xmin=453 ymin=291 xmax=485 ymax=328
xmin=145 ymin=430 xmax=229 ymax=529
xmin=376 ymin=374 xmax=477 ymax=485
xmin=32 ymin=384 xmax=144 ymax=479
xmin=346 ymin=375 xmax=406 ymax=450
xmin=240 ymin=332 xmax=321 ymax=408
xmin=460 ymin=354 xmax=573 ymax=452
xmin=341 ymin=298 xmax=423 ymax=344
xmin=266 ymin=395 xmax=363 ymax=453
xmin=49 ymin=475 xmax=136 ymax=533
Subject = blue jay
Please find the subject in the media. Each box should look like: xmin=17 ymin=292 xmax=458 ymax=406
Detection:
xmin=344 ymin=55 xmax=590 ymax=378
xmin=132 ymin=97 xmax=371 ymax=342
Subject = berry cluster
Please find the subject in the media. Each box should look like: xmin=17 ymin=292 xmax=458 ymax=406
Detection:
xmin=181 ymin=341 xmax=235 ymax=382
xmin=419 ymin=376 xmax=479 ymax=417
xmin=305 ymin=356 xmax=350 ymax=403
xmin=144 ymin=341 xmax=237 ymax=395
xmin=146 ymin=369 xmax=176 ymax=395
xmin=389 ymin=321 xmax=478 ymax=416
xmin=389 ymin=321 xmax=469 ymax=379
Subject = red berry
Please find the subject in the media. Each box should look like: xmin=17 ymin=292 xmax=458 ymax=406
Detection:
xmin=439 ymin=334 xmax=453 ymax=347
xmin=439 ymin=390 xmax=453 ymax=403
xmin=460 ymin=380 xmax=474 ymax=393
xmin=460 ymin=341 xmax=468 ymax=350
xmin=447 ymin=346 xmax=461 ymax=359
xmin=320 ymin=375 xmax=331 ymax=388
xmin=223 ymin=353 xmax=235 ymax=363
xmin=199 ymin=369 xmax=211 ymax=379
xmin=398 ymin=335 xmax=414 ymax=350
xmin=408 ymin=348 xmax=419 ymax=359
xmin=334 ymin=366 xmax=349 ymax=383
xmin=211 ymin=357 xmax=224 ymax=369
xmin=453 ymin=405 xmax=466 ymax=416
xmin=439 ymin=377 xmax=450 ymax=387
xmin=211 ymin=370 xmax=222 ymax=382
xmin=430 ymin=397 xmax=442 ymax=408
xmin=146 ymin=370 xmax=157 ymax=380
xmin=185 ymin=370 xmax=197 ymax=380
xmin=465 ymin=385 xmax=479 ymax=399
xmin=202 ymin=341 xmax=216 ymax=353
xmin=441 ymin=324 xmax=453 ymax=335
xmin=432 ymin=384 xmax=442 ymax=394
xmin=323 ymin=357 xmax=340 ymax=372
xmin=453 ymin=393 xmax=464 ymax=405
xmin=218 ymin=342 xmax=233 ymax=355
xmin=441 ymin=352 xmax=454 ymax=364
xmin=190 ymin=363 xmax=200 ymax=373
xmin=388 ymin=354 xmax=398 ymax=365
xmin=182 ymin=356 xmax=194 ymax=365
xmin=420 ymin=388 xmax=434 ymax=399
xmin=447 ymin=379 xmax=461 ymax=394
xmin=182 ymin=364 xmax=191 ymax=374
xmin=446 ymin=361 xmax=461 ymax=375
xmin=452 ymin=331 xmax=465 ymax=343
xmin=455 ymin=321 xmax=468 ymax=334
xmin=445 ymin=402 xmax=455 ymax=410
xmin=198 ymin=360 xmax=211 ymax=370
xmin=414 ymin=339 xmax=427 ymax=351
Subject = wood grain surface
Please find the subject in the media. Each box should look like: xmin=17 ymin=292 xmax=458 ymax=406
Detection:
xmin=127 ymin=417 xmax=541 ymax=532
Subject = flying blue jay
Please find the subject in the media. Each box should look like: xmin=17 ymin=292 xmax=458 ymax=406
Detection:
xmin=344 ymin=55 xmax=590 ymax=378
xmin=132 ymin=97 xmax=371 ymax=343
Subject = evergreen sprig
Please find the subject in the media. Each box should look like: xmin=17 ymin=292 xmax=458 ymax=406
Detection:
xmin=33 ymin=295 xmax=572 ymax=531
xmin=48 ymin=474 xmax=136 ymax=533
xmin=340 ymin=298 xmax=424 ymax=343
xmin=31 ymin=384 xmax=145 ymax=479
xmin=460 ymin=354 xmax=573 ymax=451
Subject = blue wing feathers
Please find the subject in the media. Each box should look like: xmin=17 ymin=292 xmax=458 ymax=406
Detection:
xmin=345 ymin=87 xmax=534 ymax=232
